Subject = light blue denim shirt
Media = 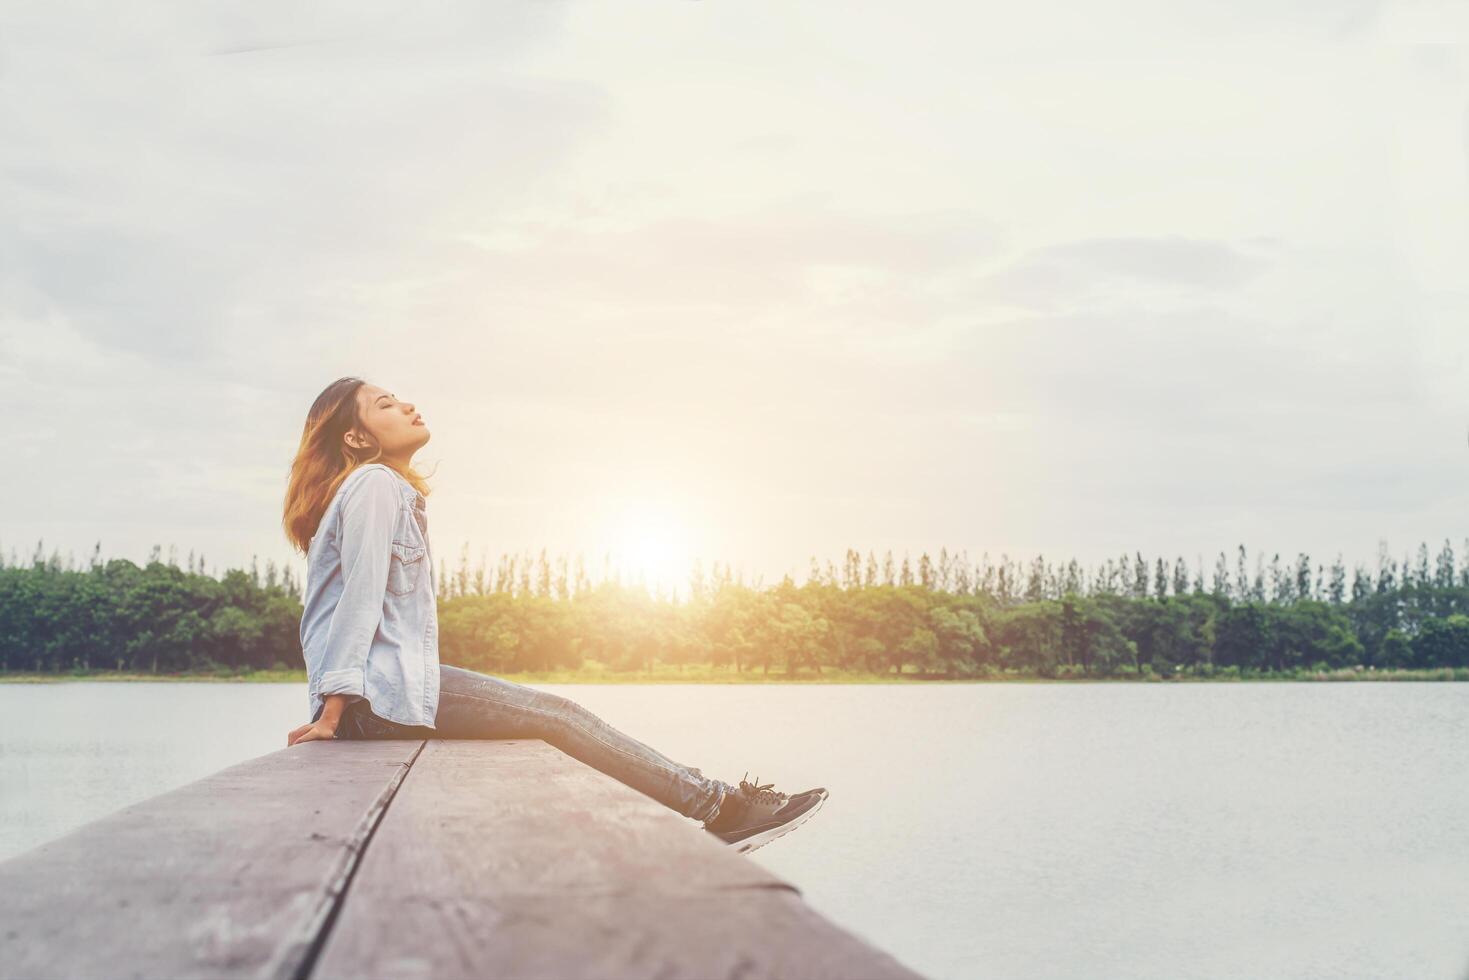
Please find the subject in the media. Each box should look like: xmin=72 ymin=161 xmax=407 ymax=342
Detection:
xmin=300 ymin=463 xmax=439 ymax=729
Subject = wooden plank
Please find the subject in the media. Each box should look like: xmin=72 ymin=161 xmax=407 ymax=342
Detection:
xmin=0 ymin=739 xmax=426 ymax=980
xmin=312 ymin=739 xmax=923 ymax=980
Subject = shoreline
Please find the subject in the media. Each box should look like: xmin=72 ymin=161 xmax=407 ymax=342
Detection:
xmin=3 ymin=667 xmax=1467 ymax=685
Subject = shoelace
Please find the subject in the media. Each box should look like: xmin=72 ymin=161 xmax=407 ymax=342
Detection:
xmin=738 ymin=771 xmax=788 ymax=806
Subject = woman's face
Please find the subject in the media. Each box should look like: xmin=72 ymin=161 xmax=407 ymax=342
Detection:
xmin=347 ymin=383 xmax=430 ymax=459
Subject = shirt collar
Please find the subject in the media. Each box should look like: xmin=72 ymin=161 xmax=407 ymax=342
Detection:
xmin=352 ymin=463 xmax=425 ymax=510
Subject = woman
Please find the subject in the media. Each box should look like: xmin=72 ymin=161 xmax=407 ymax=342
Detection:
xmin=281 ymin=377 xmax=827 ymax=854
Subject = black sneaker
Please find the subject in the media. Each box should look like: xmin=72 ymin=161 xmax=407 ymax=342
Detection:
xmin=703 ymin=772 xmax=829 ymax=854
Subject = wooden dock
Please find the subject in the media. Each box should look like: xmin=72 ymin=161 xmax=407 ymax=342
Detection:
xmin=0 ymin=738 xmax=925 ymax=979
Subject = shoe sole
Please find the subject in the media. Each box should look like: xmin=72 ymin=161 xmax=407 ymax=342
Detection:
xmin=727 ymin=789 xmax=827 ymax=854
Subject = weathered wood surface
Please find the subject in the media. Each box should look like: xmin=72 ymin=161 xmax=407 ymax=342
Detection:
xmin=0 ymin=739 xmax=423 ymax=980
xmin=313 ymin=739 xmax=923 ymax=979
xmin=0 ymin=738 xmax=925 ymax=980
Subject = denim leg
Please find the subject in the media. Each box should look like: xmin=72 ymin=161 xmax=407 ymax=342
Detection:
xmin=345 ymin=664 xmax=737 ymax=823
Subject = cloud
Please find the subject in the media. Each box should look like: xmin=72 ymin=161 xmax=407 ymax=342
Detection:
xmin=0 ymin=2 xmax=597 ymax=366
xmin=981 ymin=236 xmax=1275 ymax=312
xmin=1 ymin=3 xmax=566 ymax=65
xmin=448 ymin=203 xmax=1005 ymax=336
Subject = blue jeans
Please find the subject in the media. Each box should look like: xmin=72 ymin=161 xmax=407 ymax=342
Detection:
xmin=320 ymin=663 xmax=736 ymax=824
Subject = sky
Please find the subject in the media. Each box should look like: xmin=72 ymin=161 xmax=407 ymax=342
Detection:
xmin=2 ymin=1 xmax=1468 ymax=598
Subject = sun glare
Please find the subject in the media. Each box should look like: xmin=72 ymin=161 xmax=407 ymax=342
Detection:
xmin=608 ymin=501 xmax=696 ymax=598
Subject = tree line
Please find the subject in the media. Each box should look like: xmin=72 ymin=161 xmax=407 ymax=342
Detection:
xmin=5 ymin=539 xmax=1469 ymax=677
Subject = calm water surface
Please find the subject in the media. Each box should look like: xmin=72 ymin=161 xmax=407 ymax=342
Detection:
xmin=3 ymin=681 xmax=1468 ymax=980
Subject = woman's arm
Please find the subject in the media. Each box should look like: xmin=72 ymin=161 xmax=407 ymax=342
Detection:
xmin=313 ymin=468 xmax=401 ymax=704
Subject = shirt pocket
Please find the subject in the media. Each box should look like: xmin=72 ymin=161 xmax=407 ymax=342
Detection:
xmin=387 ymin=538 xmax=427 ymax=596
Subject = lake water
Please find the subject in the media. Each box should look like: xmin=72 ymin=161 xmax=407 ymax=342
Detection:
xmin=3 ymin=681 xmax=1468 ymax=979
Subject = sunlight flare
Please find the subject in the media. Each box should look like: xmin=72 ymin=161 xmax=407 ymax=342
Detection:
xmin=608 ymin=499 xmax=697 ymax=598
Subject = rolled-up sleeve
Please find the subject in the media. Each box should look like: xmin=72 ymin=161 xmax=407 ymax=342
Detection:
xmin=315 ymin=469 xmax=401 ymax=702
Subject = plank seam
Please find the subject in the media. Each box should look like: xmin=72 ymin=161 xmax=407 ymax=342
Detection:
xmin=268 ymin=739 xmax=429 ymax=980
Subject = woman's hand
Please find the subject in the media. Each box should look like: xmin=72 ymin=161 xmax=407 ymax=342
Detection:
xmin=288 ymin=694 xmax=352 ymax=746
xmin=287 ymin=718 xmax=338 ymax=746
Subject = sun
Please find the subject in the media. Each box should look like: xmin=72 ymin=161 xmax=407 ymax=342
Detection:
xmin=608 ymin=501 xmax=695 ymax=598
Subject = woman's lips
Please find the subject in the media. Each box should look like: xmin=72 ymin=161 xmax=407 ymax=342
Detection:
xmin=412 ymin=418 xmax=425 ymax=426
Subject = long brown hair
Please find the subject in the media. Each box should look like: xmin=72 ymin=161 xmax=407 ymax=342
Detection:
xmin=282 ymin=376 xmax=432 ymax=554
